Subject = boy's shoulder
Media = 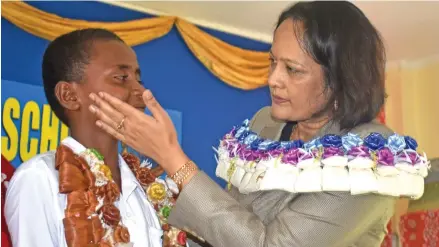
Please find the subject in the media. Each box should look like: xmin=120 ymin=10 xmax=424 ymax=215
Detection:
xmin=10 ymin=151 xmax=58 ymax=183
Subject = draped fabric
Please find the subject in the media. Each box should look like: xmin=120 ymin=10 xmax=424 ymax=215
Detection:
xmin=1 ymin=155 xmax=14 ymax=247
xmin=381 ymin=210 xmax=439 ymax=247
xmin=0 ymin=1 xmax=175 ymax=46
xmin=1 ymin=1 xmax=269 ymax=90
xmin=399 ymin=210 xmax=439 ymax=247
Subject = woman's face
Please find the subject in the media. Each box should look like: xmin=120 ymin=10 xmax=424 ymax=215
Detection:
xmin=268 ymin=19 xmax=330 ymax=122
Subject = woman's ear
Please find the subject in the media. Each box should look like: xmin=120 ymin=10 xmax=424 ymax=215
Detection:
xmin=54 ymin=81 xmax=81 ymax=111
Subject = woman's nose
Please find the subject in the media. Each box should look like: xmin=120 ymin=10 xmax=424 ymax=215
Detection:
xmin=268 ymin=68 xmax=282 ymax=88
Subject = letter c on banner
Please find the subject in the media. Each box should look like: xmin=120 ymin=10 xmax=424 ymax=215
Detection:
xmin=19 ymin=101 xmax=40 ymax=162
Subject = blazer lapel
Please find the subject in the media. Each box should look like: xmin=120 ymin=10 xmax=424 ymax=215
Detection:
xmin=259 ymin=122 xmax=286 ymax=141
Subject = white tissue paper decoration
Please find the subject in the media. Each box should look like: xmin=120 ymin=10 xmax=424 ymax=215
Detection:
xmin=230 ymin=159 xmax=246 ymax=187
xmin=239 ymin=161 xmax=269 ymax=194
xmin=295 ymin=158 xmax=322 ymax=192
xmin=348 ymin=157 xmax=378 ymax=195
xmin=322 ymin=156 xmax=350 ymax=191
xmin=215 ymin=146 xmax=230 ymax=181
xmin=238 ymin=161 xmax=257 ymax=193
xmin=396 ymin=162 xmax=424 ymax=199
xmin=259 ymin=160 xmax=299 ymax=193
xmin=376 ymin=165 xmax=400 ymax=197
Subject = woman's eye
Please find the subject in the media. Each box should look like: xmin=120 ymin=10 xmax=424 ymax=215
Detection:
xmin=287 ymin=66 xmax=295 ymax=72
xmin=269 ymin=57 xmax=276 ymax=69
xmin=286 ymin=66 xmax=300 ymax=74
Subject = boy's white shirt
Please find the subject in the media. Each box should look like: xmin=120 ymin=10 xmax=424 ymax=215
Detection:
xmin=5 ymin=137 xmax=163 ymax=247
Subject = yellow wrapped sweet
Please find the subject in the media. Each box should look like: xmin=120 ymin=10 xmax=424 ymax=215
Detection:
xmin=147 ymin=182 xmax=167 ymax=203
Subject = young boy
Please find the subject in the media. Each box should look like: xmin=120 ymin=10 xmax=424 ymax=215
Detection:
xmin=5 ymin=29 xmax=164 ymax=247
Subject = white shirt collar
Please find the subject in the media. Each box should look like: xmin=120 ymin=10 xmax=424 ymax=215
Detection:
xmin=61 ymin=137 xmax=142 ymax=199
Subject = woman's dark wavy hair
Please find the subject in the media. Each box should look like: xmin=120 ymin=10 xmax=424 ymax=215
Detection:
xmin=277 ymin=1 xmax=386 ymax=130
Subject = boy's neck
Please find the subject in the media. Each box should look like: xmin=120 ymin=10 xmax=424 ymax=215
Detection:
xmin=70 ymin=128 xmax=121 ymax=178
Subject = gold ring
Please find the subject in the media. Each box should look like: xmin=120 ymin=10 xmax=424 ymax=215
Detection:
xmin=117 ymin=117 xmax=126 ymax=130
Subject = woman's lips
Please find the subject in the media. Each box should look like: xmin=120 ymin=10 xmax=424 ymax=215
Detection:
xmin=271 ymin=95 xmax=289 ymax=105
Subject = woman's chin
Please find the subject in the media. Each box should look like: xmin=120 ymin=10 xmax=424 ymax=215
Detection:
xmin=270 ymin=105 xmax=294 ymax=122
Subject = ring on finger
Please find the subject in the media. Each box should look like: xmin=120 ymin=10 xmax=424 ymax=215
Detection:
xmin=117 ymin=117 xmax=126 ymax=131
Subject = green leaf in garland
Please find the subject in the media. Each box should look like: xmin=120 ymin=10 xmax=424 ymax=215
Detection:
xmin=89 ymin=148 xmax=104 ymax=161
xmin=161 ymin=205 xmax=171 ymax=218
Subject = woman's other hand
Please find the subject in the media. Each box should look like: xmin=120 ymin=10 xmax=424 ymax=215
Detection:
xmin=89 ymin=90 xmax=188 ymax=175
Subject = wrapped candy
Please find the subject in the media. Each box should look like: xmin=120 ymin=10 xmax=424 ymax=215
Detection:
xmin=295 ymin=145 xmax=322 ymax=192
xmin=321 ymin=135 xmax=350 ymax=191
xmin=259 ymin=148 xmax=302 ymax=193
xmin=213 ymin=119 xmax=430 ymax=200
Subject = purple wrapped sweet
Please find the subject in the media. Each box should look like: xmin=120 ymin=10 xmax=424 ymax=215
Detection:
xmin=281 ymin=148 xmax=305 ymax=165
xmin=299 ymin=151 xmax=314 ymax=162
xmin=229 ymin=143 xmax=244 ymax=158
xmin=377 ymin=147 xmax=395 ymax=166
xmin=347 ymin=145 xmax=370 ymax=160
xmin=255 ymin=150 xmax=269 ymax=161
xmin=396 ymin=150 xmax=420 ymax=165
xmin=322 ymin=147 xmax=344 ymax=159
xmin=238 ymin=147 xmax=259 ymax=161
xmin=224 ymin=139 xmax=237 ymax=150
xmin=268 ymin=148 xmax=284 ymax=159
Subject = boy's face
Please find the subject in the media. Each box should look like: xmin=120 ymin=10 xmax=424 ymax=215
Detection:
xmin=56 ymin=40 xmax=146 ymax=130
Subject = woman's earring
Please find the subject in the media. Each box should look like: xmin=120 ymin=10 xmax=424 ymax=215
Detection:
xmin=334 ymin=100 xmax=338 ymax=110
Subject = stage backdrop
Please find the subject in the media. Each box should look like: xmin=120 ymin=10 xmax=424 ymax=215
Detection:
xmin=1 ymin=1 xmax=271 ymax=186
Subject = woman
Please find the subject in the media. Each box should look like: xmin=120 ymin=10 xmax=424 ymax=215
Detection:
xmin=88 ymin=2 xmax=429 ymax=247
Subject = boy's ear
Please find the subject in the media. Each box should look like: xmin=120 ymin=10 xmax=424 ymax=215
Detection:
xmin=54 ymin=81 xmax=81 ymax=111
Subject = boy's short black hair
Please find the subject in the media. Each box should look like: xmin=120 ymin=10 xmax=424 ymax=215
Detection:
xmin=42 ymin=28 xmax=124 ymax=126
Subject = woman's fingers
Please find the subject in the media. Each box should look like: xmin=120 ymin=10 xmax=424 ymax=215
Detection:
xmin=89 ymin=104 xmax=120 ymax=131
xmin=96 ymin=120 xmax=126 ymax=143
xmin=142 ymin=90 xmax=168 ymax=124
xmin=89 ymin=93 xmax=125 ymax=122
xmin=93 ymin=92 xmax=138 ymax=118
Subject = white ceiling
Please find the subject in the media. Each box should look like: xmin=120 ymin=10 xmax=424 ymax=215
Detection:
xmin=105 ymin=1 xmax=439 ymax=63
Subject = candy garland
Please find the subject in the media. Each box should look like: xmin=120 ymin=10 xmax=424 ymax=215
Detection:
xmin=56 ymin=145 xmax=132 ymax=247
xmin=121 ymin=152 xmax=188 ymax=247
xmin=60 ymin=145 xmax=187 ymax=247
xmin=84 ymin=149 xmax=132 ymax=247
xmin=215 ymin=120 xmax=430 ymax=199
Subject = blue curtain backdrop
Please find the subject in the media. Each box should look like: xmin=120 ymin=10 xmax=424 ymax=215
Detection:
xmin=1 ymin=1 xmax=271 ymax=186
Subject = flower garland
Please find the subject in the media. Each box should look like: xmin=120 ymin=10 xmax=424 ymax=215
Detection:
xmin=215 ymin=120 xmax=430 ymax=199
xmin=83 ymin=148 xmax=132 ymax=246
xmin=121 ymin=151 xmax=188 ymax=247
xmin=56 ymin=144 xmax=187 ymax=247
